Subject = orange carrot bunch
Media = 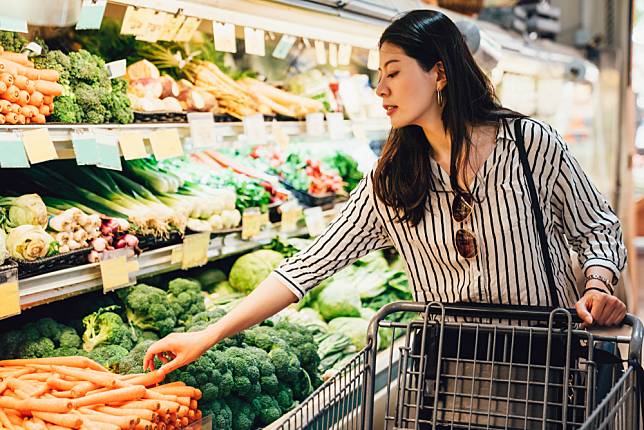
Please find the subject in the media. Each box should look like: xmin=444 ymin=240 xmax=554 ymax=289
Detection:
xmin=0 ymin=357 xmax=202 ymax=430
xmin=0 ymin=45 xmax=62 ymax=125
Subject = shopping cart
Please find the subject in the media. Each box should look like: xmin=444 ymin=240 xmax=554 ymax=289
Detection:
xmin=270 ymin=301 xmax=643 ymax=430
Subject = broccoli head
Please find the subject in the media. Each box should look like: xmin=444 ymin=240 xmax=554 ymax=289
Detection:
xmin=268 ymin=348 xmax=301 ymax=383
xmin=118 ymin=340 xmax=162 ymax=375
xmin=58 ymin=327 xmax=82 ymax=349
xmin=118 ymin=284 xmax=177 ymax=336
xmin=22 ymin=323 xmax=41 ymax=342
xmin=105 ymin=79 xmax=133 ymax=124
xmin=132 ymin=327 xmax=159 ymax=343
xmin=0 ymin=330 xmax=23 ymax=359
xmin=50 ymin=94 xmax=82 ymax=123
xmin=203 ymin=399 xmax=232 ymax=430
xmin=88 ymin=344 xmax=129 ymax=372
xmin=68 ymin=49 xmax=109 ymax=85
xmin=51 ymin=347 xmax=86 ymax=357
xmin=0 ymin=31 xmax=28 ymax=53
xmin=82 ymin=306 xmax=135 ymax=352
xmin=275 ymin=386 xmax=294 ymax=412
xmin=251 ymin=394 xmax=282 ymax=426
xmin=167 ymin=278 xmax=205 ymax=324
xmin=74 ymin=82 xmax=107 ymax=124
xmin=18 ymin=338 xmax=55 ymax=359
xmin=274 ymin=321 xmax=321 ymax=378
xmin=36 ymin=318 xmax=64 ymax=340
xmin=226 ymin=397 xmax=256 ymax=430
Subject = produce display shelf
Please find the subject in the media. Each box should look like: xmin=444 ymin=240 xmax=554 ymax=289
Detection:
xmin=1 ymin=119 xmax=389 ymax=161
xmin=16 ymin=205 xmax=342 ymax=312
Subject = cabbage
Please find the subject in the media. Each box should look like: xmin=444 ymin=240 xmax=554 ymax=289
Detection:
xmin=228 ymin=249 xmax=284 ymax=294
xmin=6 ymin=225 xmax=53 ymax=261
xmin=328 ymin=317 xmax=391 ymax=351
xmin=0 ymin=194 xmax=48 ymax=229
xmin=317 ymin=277 xmax=362 ymax=321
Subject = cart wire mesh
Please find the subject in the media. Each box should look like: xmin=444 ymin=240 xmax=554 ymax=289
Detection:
xmin=271 ymin=302 xmax=642 ymax=430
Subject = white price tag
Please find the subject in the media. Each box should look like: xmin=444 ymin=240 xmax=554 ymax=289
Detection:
xmin=213 ymin=22 xmax=237 ymax=53
xmin=272 ymin=35 xmax=296 ymax=59
xmin=314 ymin=40 xmax=326 ymax=65
xmin=23 ymin=42 xmax=43 ymax=56
xmin=304 ymin=207 xmax=326 ymax=237
xmin=244 ymin=27 xmax=265 ymax=56
xmin=135 ymin=10 xmax=169 ymax=42
xmin=280 ymin=202 xmax=302 ymax=233
xmin=241 ymin=207 xmax=263 ymax=240
xmin=105 ymin=59 xmax=126 ymax=79
xmin=328 ymin=43 xmax=338 ymax=67
xmin=158 ymin=14 xmax=185 ymax=41
xmin=271 ymin=120 xmax=289 ymax=151
xmin=243 ymin=113 xmax=266 ymax=144
xmin=306 ymin=112 xmax=325 ymax=136
xmin=187 ymin=112 xmax=218 ymax=149
xmin=95 ymin=131 xmax=122 ymax=171
xmin=0 ymin=16 xmax=27 ymax=33
xmin=174 ymin=16 xmax=201 ymax=42
xmin=120 ymin=7 xmax=153 ymax=36
xmin=75 ymin=0 xmax=107 ymax=30
xmin=326 ymin=112 xmax=346 ymax=140
xmin=100 ymin=249 xmax=139 ymax=293
xmin=367 ymin=49 xmax=379 ymax=70
xmin=338 ymin=44 xmax=352 ymax=66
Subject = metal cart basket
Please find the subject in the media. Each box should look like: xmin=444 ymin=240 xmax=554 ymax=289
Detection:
xmin=271 ymin=302 xmax=643 ymax=430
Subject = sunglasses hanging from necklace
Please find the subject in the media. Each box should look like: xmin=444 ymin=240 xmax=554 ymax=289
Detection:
xmin=451 ymin=192 xmax=478 ymax=259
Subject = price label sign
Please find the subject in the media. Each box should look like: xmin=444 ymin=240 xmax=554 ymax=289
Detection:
xmin=181 ymin=232 xmax=210 ymax=270
xmin=244 ymin=27 xmax=265 ymax=56
xmin=272 ymin=35 xmax=296 ymax=59
xmin=174 ymin=16 xmax=201 ymax=42
xmin=328 ymin=43 xmax=338 ymax=67
xmin=306 ymin=112 xmax=325 ymax=136
xmin=243 ymin=113 xmax=266 ymax=144
xmin=96 ymin=133 xmax=122 ymax=171
xmin=118 ymin=131 xmax=147 ymax=160
xmin=22 ymin=128 xmax=57 ymax=164
xmin=213 ymin=22 xmax=237 ymax=53
xmin=271 ymin=120 xmax=289 ymax=151
xmin=136 ymin=10 xmax=169 ymax=43
xmin=338 ymin=44 xmax=352 ymax=66
xmin=187 ymin=112 xmax=218 ymax=149
xmin=72 ymin=130 xmax=100 ymax=166
xmin=149 ymin=128 xmax=183 ymax=160
xmin=0 ymin=264 xmax=20 ymax=319
xmin=100 ymin=252 xmax=139 ymax=293
xmin=314 ymin=40 xmax=326 ymax=65
xmin=0 ymin=16 xmax=27 ymax=33
xmin=75 ymin=0 xmax=107 ymax=30
xmin=105 ymin=59 xmax=127 ymax=79
xmin=0 ymin=132 xmax=29 ymax=168
xmin=158 ymin=14 xmax=185 ymax=41
xmin=120 ymin=7 xmax=153 ymax=36
xmin=304 ymin=207 xmax=326 ymax=237
xmin=326 ymin=112 xmax=346 ymax=140
xmin=242 ymin=207 xmax=263 ymax=240
xmin=280 ymin=203 xmax=302 ymax=233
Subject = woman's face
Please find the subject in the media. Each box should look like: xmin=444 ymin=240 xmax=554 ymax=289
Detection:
xmin=376 ymin=42 xmax=442 ymax=128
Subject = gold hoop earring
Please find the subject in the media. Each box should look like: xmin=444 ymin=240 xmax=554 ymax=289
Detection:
xmin=437 ymin=88 xmax=444 ymax=107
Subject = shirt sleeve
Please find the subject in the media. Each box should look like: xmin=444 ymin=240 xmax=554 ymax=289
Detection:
xmin=550 ymin=130 xmax=627 ymax=283
xmin=272 ymin=172 xmax=392 ymax=300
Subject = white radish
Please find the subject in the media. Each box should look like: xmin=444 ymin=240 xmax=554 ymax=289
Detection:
xmin=68 ymin=239 xmax=81 ymax=250
xmin=73 ymin=229 xmax=88 ymax=243
xmin=59 ymin=244 xmax=70 ymax=253
xmin=49 ymin=214 xmax=73 ymax=232
xmin=88 ymin=250 xmax=100 ymax=263
xmin=92 ymin=237 xmax=108 ymax=252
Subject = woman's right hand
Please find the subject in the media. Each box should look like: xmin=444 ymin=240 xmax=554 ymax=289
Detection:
xmin=143 ymin=328 xmax=217 ymax=375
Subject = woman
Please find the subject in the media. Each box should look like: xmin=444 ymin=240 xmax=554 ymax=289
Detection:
xmin=144 ymin=10 xmax=627 ymax=376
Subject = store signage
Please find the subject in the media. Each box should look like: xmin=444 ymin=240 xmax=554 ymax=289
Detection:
xmin=271 ymin=120 xmax=289 ymax=151
xmin=100 ymin=252 xmax=139 ymax=293
xmin=326 ymin=112 xmax=346 ymax=140
xmin=118 ymin=131 xmax=147 ymax=160
xmin=0 ymin=16 xmax=27 ymax=33
xmin=244 ymin=27 xmax=266 ymax=56
xmin=172 ymin=233 xmax=211 ymax=270
xmin=136 ymin=10 xmax=169 ymax=42
xmin=306 ymin=112 xmax=325 ymax=136
xmin=338 ymin=44 xmax=352 ymax=66
xmin=95 ymin=131 xmax=122 ymax=171
xmin=105 ymin=59 xmax=127 ymax=79
xmin=0 ymin=265 xmax=20 ymax=319
xmin=242 ymin=207 xmax=263 ymax=240
xmin=22 ymin=128 xmax=57 ymax=164
xmin=187 ymin=112 xmax=218 ymax=149
xmin=243 ymin=113 xmax=267 ymax=144
xmin=0 ymin=132 xmax=29 ymax=168
xmin=120 ymin=7 xmax=153 ymax=36
xmin=314 ymin=41 xmax=326 ymax=65
xmin=23 ymin=42 xmax=43 ymax=56
xmin=72 ymin=130 xmax=100 ymax=166
xmin=367 ymin=49 xmax=379 ymax=70
xmin=76 ymin=0 xmax=108 ymax=30
xmin=280 ymin=203 xmax=302 ymax=233
xmin=159 ymin=14 xmax=186 ymax=41
xmin=272 ymin=35 xmax=296 ymax=59
xmin=304 ymin=207 xmax=326 ymax=237
xmin=328 ymin=43 xmax=338 ymax=67
xmin=149 ymin=128 xmax=184 ymax=160
xmin=174 ymin=17 xmax=201 ymax=42
xmin=213 ymin=22 xmax=237 ymax=53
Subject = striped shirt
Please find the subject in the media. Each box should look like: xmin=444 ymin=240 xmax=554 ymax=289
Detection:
xmin=273 ymin=117 xmax=627 ymax=308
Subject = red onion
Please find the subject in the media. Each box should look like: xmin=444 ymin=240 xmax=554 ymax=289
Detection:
xmin=115 ymin=238 xmax=127 ymax=249
xmin=123 ymin=234 xmax=139 ymax=248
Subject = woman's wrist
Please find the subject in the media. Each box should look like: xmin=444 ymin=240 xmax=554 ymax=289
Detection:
xmin=202 ymin=323 xmax=224 ymax=347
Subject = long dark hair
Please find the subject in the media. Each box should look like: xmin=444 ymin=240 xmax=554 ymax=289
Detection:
xmin=373 ymin=10 xmax=522 ymax=226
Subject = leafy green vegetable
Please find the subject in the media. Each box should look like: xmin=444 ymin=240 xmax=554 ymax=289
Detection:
xmin=82 ymin=305 xmax=135 ymax=352
xmin=167 ymin=278 xmax=206 ymax=324
xmin=228 ymin=250 xmax=284 ymax=294
xmin=117 ymin=284 xmax=177 ymax=336
xmin=324 ymin=152 xmax=363 ymax=192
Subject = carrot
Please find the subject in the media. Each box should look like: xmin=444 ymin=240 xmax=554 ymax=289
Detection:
xmin=151 ymin=382 xmax=184 ymax=388
xmin=3 ymin=85 xmax=20 ymax=102
xmin=0 ymin=378 xmax=7 ymax=392
xmin=189 ymin=399 xmax=197 ymax=410
xmin=32 ymin=113 xmax=46 ymax=124
xmin=0 ymin=58 xmax=20 ymax=75
xmin=74 ymin=416 xmax=120 ymax=430
xmin=155 ymin=401 xmax=179 ymax=414
xmin=0 ymin=72 xmax=14 ymax=86
xmin=6 ymin=378 xmax=46 ymax=395
xmin=13 ymin=75 xmax=28 ymax=90
xmin=94 ymin=407 xmax=155 ymax=423
xmin=72 ymin=385 xmax=146 ymax=408
xmin=49 ymin=389 xmax=75 ymax=398
xmin=46 ymin=424 xmax=72 ymax=430
xmin=48 ymin=103 xmax=53 ymax=114
xmin=125 ymin=371 xmax=165 ymax=388
xmin=0 ymin=396 xmax=72 ymax=413
xmin=34 ymin=69 xmax=59 ymax=82
xmin=18 ymin=90 xmax=30 ymax=105
xmin=70 ymin=382 xmax=98 ymax=398
xmin=39 ymin=104 xmax=50 ymax=116
xmin=51 ymin=367 xmax=117 ymax=389
xmin=10 ymin=103 xmax=20 ymax=113
xmin=0 ymin=113 xmax=5 ymax=124
xmin=187 ymin=409 xmax=195 ymax=421
xmin=32 ymin=412 xmax=82 ymax=429
xmin=19 ymin=373 xmax=51 ymax=382
xmin=26 ymin=80 xmax=35 ymax=94
xmin=0 ymin=407 xmax=15 ymax=430
xmin=29 ymin=91 xmax=43 ymax=106
xmin=142 ymin=391 xmax=176 ymax=402
xmin=46 ymin=377 xmax=75 ymax=391
xmin=120 ymin=401 xmax=160 ymax=412
xmin=1 ymin=52 xmax=32 ymax=67
xmin=157 ymin=423 xmax=166 ymax=430
xmin=6 ymin=411 xmax=23 ymax=425
xmin=24 ymin=420 xmax=47 ymax=430
xmin=176 ymin=406 xmax=189 ymax=418
xmin=78 ymin=409 xmax=138 ymax=430
xmin=0 ymin=99 xmax=11 ymax=113
xmin=180 ymin=417 xmax=188 ymax=427
xmin=34 ymin=80 xmax=63 ymax=97
xmin=134 ymin=420 xmax=153 ymax=430
xmin=42 ymin=95 xmax=53 ymax=105
xmin=0 ymin=81 xmax=7 ymax=93
xmin=149 ymin=387 xmax=196 ymax=398
xmin=20 ymin=105 xmax=37 ymax=118
xmin=15 ymin=113 xmax=25 ymax=125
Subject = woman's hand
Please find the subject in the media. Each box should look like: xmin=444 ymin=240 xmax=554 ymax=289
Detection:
xmin=575 ymin=289 xmax=626 ymax=327
xmin=143 ymin=328 xmax=217 ymax=375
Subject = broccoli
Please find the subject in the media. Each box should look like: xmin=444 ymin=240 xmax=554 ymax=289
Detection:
xmin=118 ymin=284 xmax=177 ymax=336
xmin=36 ymin=318 xmax=64 ymax=340
xmin=51 ymin=347 xmax=86 ymax=357
xmin=74 ymin=82 xmax=108 ymax=124
xmin=50 ymin=94 xmax=82 ymax=123
xmin=275 ymin=386 xmax=294 ymax=412
xmin=226 ymin=397 xmax=256 ymax=430
xmin=119 ymin=340 xmax=161 ymax=375
xmin=106 ymin=79 xmax=134 ymax=124
xmin=203 ymin=399 xmax=232 ymax=430
xmin=22 ymin=323 xmax=41 ymax=342
xmin=268 ymin=348 xmax=301 ymax=383
xmin=82 ymin=306 xmax=135 ymax=352
xmin=88 ymin=344 xmax=129 ymax=372
xmin=18 ymin=338 xmax=55 ymax=359
xmin=58 ymin=327 xmax=82 ymax=349
xmin=274 ymin=321 xmax=321 ymax=377
xmin=68 ymin=50 xmax=108 ymax=84
xmin=0 ymin=330 xmax=23 ymax=358
xmin=251 ymin=394 xmax=282 ymax=426
xmin=132 ymin=327 xmax=159 ymax=343
xmin=185 ymin=309 xmax=227 ymax=331
xmin=0 ymin=31 xmax=28 ymax=53
xmin=166 ymin=278 xmax=205 ymax=324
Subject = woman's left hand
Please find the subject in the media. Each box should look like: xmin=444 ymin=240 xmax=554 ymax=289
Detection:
xmin=575 ymin=289 xmax=627 ymax=327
